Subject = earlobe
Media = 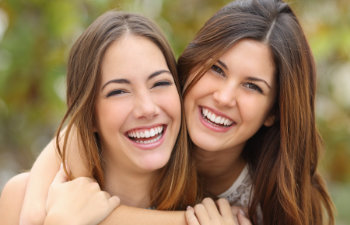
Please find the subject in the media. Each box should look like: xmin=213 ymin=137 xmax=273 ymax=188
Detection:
xmin=264 ymin=114 xmax=275 ymax=127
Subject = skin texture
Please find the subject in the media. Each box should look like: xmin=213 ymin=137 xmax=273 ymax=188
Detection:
xmin=185 ymin=198 xmax=252 ymax=225
xmin=0 ymin=173 xmax=29 ymax=225
xmin=185 ymin=39 xmax=276 ymax=155
xmin=44 ymin=167 xmax=119 ymax=225
xmin=188 ymin=39 xmax=276 ymax=196
xmin=94 ymin=34 xmax=181 ymax=208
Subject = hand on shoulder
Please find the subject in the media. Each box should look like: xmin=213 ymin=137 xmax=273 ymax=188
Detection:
xmin=185 ymin=198 xmax=252 ymax=225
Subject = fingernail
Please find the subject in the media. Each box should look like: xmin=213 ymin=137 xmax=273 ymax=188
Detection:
xmin=187 ymin=206 xmax=193 ymax=211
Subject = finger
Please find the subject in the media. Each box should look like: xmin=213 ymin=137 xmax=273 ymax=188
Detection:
xmin=237 ymin=209 xmax=252 ymax=225
xmin=231 ymin=206 xmax=241 ymax=217
xmin=185 ymin=206 xmax=200 ymax=225
xmin=107 ymin=196 xmax=120 ymax=210
xmin=51 ymin=164 xmax=68 ymax=185
xmin=194 ymin=203 xmax=211 ymax=224
xmin=231 ymin=206 xmax=241 ymax=225
xmin=201 ymin=198 xmax=220 ymax=220
xmin=217 ymin=198 xmax=234 ymax=220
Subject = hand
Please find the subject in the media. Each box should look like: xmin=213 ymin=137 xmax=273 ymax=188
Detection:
xmin=185 ymin=198 xmax=252 ymax=225
xmin=45 ymin=165 xmax=120 ymax=225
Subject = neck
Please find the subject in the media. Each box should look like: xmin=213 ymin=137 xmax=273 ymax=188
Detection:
xmin=103 ymin=163 xmax=157 ymax=208
xmin=194 ymin=145 xmax=246 ymax=196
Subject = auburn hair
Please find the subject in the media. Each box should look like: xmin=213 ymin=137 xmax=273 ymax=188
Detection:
xmin=178 ymin=0 xmax=334 ymax=224
xmin=56 ymin=11 xmax=198 ymax=210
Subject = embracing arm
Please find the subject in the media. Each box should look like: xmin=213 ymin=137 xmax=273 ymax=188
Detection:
xmin=1 ymin=174 xmax=187 ymax=225
xmin=20 ymin=127 xmax=90 ymax=225
xmin=20 ymin=128 xmax=187 ymax=225
xmin=0 ymin=173 xmax=30 ymax=225
xmin=20 ymin=139 xmax=61 ymax=225
xmin=101 ymin=206 xmax=187 ymax=225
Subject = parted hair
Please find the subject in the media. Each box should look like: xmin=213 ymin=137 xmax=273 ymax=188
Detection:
xmin=178 ymin=0 xmax=334 ymax=224
xmin=56 ymin=11 xmax=198 ymax=210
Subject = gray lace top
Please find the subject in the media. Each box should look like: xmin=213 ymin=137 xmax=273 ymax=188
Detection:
xmin=217 ymin=165 xmax=263 ymax=224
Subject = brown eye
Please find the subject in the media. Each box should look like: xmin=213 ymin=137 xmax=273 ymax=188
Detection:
xmin=106 ymin=89 xmax=127 ymax=97
xmin=244 ymin=82 xmax=263 ymax=93
xmin=211 ymin=64 xmax=225 ymax=77
xmin=152 ymin=81 xmax=173 ymax=88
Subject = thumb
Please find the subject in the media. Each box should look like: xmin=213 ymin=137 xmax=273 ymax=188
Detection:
xmin=51 ymin=164 xmax=68 ymax=185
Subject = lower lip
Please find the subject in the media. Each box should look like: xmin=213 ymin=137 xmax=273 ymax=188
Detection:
xmin=198 ymin=108 xmax=234 ymax=133
xmin=128 ymin=127 xmax=167 ymax=150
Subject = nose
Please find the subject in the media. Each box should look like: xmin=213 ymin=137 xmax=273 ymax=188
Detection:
xmin=133 ymin=91 xmax=160 ymax=119
xmin=213 ymin=83 xmax=237 ymax=107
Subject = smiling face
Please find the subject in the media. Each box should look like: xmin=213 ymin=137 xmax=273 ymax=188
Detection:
xmin=184 ymin=39 xmax=276 ymax=153
xmin=94 ymin=34 xmax=181 ymax=173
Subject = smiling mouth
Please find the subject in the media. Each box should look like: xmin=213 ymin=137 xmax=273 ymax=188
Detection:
xmin=126 ymin=125 xmax=166 ymax=144
xmin=201 ymin=107 xmax=234 ymax=127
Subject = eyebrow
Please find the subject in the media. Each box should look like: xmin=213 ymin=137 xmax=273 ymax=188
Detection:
xmin=247 ymin=77 xmax=272 ymax=89
xmin=217 ymin=59 xmax=272 ymax=89
xmin=101 ymin=69 xmax=171 ymax=90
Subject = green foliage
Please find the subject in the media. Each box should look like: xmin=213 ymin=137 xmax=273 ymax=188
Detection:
xmin=0 ymin=0 xmax=349 ymax=223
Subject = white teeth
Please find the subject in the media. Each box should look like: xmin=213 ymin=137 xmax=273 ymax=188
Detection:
xmin=201 ymin=108 xmax=233 ymax=126
xmin=127 ymin=126 xmax=164 ymax=139
xmin=134 ymin=135 xmax=162 ymax=144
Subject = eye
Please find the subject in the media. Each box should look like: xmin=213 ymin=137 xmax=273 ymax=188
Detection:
xmin=243 ymin=82 xmax=263 ymax=93
xmin=211 ymin=64 xmax=225 ymax=77
xmin=152 ymin=80 xmax=173 ymax=88
xmin=106 ymin=89 xmax=128 ymax=97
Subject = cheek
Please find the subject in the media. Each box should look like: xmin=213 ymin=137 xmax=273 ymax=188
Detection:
xmin=239 ymin=96 xmax=273 ymax=123
xmin=156 ymin=88 xmax=181 ymax=120
xmin=95 ymin=99 xmax=131 ymax=132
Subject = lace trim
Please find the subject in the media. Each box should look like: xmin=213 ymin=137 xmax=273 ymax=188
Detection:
xmin=217 ymin=165 xmax=252 ymax=207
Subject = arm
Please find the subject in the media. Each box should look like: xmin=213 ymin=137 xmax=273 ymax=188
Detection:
xmin=20 ymin=139 xmax=61 ymax=225
xmin=44 ymin=167 xmax=119 ymax=225
xmin=21 ymin=127 xmax=188 ymax=225
xmin=101 ymin=206 xmax=187 ymax=225
xmin=20 ymin=127 xmax=90 ymax=225
xmin=0 ymin=173 xmax=30 ymax=225
xmin=0 ymin=172 xmax=186 ymax=225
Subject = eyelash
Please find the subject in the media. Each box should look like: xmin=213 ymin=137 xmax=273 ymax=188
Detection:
xmin=106 ymin=89 xmax=127 ymax=97
xmin=152 ymin=81 xmax=173 ymax=88
xmin=244 ymin=82 xmax=263 ymax=93
xmin=106 ymin=81 xmax=173 ymax=97
xmin=211 ymin=64 xmax=225 ymax=77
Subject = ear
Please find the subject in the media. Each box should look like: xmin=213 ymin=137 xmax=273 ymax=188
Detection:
xmin=264 ymin=114 xmax=275 ymax=127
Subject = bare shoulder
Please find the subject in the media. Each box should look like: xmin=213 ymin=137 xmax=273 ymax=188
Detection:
xmin=0 ymin=172 xmax=30 ymax=224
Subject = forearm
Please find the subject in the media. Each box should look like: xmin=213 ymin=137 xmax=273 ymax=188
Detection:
xmin=100 ymin=205 xmax=187 ymax=225
xmin=20 ymin=139 xmax=61 ymax=225
xmin=0 ymin=173 xmax=29 ymax=225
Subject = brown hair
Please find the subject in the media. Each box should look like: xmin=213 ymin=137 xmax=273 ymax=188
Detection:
xmin=178 ymin=0 xmax=334 ymax=224
xmin=56 ymin=11 xmax=198 ymax=210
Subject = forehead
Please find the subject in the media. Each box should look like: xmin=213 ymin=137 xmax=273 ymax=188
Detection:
xmin=220 ymin=39 xmax=275 ymax=79
xmin=101 ymin=34 xmax=169 ymax=81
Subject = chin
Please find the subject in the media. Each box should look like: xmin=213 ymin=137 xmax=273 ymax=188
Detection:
xmin=138 ymin=156 xmax=170 ymax=172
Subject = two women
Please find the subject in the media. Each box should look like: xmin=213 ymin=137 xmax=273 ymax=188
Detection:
xmin=1 ymin=0 xmax=335 ymax=224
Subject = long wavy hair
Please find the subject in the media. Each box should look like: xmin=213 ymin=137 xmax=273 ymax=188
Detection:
xmin=178 ymin=0 xmax=334 ymax=224
xmin=56 ymin=11 xmax=198 ymax=210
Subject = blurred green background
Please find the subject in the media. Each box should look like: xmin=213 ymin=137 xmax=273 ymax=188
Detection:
xmin=0 ymin=0 xmax=349 ymax=223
